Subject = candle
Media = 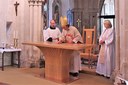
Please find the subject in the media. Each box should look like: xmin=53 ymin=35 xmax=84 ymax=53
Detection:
xmin=13 ymin=31 xmax=16 ymax=38
xmin=13 ymin=31 xmax=18 ymax=38
xmin=16 ymin=31 xmax=18 ymax=38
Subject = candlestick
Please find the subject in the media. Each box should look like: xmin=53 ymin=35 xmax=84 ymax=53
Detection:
xmin=14 ymin=38 xmax=18 ymax=48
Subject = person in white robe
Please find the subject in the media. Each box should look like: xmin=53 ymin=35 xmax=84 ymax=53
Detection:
xmin=96 ymin=20 xmax=115 ymax=78
xmin=43 ymin=20 xmax=61 ymax=42
xmin=58 ymin=16 xmax=83 ymax=77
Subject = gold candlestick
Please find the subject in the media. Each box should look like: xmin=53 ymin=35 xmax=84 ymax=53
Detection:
xmin=14 ymin=38 xmax=18 ymax=48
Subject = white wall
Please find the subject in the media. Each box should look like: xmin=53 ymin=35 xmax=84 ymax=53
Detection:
xmin=0 ymin=0 xmax=15 ymax=66
xmin=0 ymin=0 xmax=31 ymax=67
xmin=0 ymin=0 xmax=8 ymax=45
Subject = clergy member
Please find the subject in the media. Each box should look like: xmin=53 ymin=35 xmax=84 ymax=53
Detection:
xmin=43 ymin=20 xmax=61 ymax=42
xmin=96 ymin=20 xmax=115 ymax=78
xmin=58 ymin=16 xmax=83 ymax=77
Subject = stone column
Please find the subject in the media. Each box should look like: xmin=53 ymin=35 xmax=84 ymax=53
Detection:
xmin=29 ymin=1 xmax=34 ymax=42
xmin=114 ymin=0 xmax=121 ymax=84
xmin=28 ymin=0 xmax=44 ymax=67
xmin=123 ymin=0 xmax=128 ymax=80
xmin=114 ymin=0 xmax=128 ymax=84
xmin=38 ymin=1 xmax=44 ymax=41
xmin=28 ymin=0 xmax=34 ymax=66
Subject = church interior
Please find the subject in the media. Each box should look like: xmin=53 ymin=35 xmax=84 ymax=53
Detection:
xmin=0 ymin=0 xmax=128 ymax=85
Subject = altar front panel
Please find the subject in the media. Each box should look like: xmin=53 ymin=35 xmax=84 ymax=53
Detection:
xmin=40 ymin=47 xmax=73 ymax=82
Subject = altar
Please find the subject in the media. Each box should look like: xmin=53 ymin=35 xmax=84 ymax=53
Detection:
xmin=22 ymin=42 xmax=86 ymax=83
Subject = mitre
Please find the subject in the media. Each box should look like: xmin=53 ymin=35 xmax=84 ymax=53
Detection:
xmin=60 ymin=16 xmax=68 ymax=27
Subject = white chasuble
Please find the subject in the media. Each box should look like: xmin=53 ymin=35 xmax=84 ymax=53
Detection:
xmin=61 ymin=26 xmax=83 ymax=43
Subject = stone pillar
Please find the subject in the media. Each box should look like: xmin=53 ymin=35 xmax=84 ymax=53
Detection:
xmin=28 ymin=0 xmax=34 ymax=66
xmin=123 ymin=0 xmax=128 ymax=80
xmin=28 ymin=0 xmax=44 ymax=67
xmin=114 ymin=0 xmax=128 ymax=84
xmin=114 ymin=0 xmax=121 ymax=84
xmin=38 ymin=1 xmax=43 ymax=41
xmin=29 ymin=1 xmax=34 ymax=42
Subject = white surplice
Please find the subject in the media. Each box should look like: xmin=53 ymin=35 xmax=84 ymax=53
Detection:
xmin=43 ymin=27 xmax=61 ymax=42
xmin=96 ymin=28 xmax=115 ymax=77
xmin=61 ymin=26 xmax=83 ymax=73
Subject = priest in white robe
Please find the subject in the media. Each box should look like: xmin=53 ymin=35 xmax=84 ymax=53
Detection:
xmin=59 ymin=16 xmax=83 ymax=77
xmin=96 ymin=20 xmax=115 ymax=78
xmin=43 ymin=20 xmax=61 ymax=42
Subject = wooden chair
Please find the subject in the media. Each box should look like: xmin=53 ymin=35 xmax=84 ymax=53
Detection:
xmin=80 ymin=26 xmax=98 ymax=68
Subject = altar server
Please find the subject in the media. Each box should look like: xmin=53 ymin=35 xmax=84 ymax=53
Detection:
xmin=44 ymin=20 xmax=61 ymax=42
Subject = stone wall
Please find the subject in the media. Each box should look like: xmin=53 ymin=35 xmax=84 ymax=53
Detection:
xmin=0 ymin=0 xmax=44 ymax=67
xmin=73 ymin=0 xmax=98 ymax=28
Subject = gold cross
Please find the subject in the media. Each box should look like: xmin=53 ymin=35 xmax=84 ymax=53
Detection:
xmin=76 ymin=19 xmax=81 ymax=27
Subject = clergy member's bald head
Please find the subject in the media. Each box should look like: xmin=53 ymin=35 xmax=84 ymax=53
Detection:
xmin=104 ymin=20 xmax=112 ymax=28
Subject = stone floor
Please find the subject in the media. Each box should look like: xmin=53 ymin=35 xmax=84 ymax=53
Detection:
xmin=0 ymin=65 xmax=114 ymax=85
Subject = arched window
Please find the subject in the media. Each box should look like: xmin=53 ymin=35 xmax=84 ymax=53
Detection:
xmin=99 ymin=0 xmax=115 ymax=34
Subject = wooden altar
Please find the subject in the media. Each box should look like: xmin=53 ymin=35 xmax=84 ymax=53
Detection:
xmin=22 ymin=42 xmax=86 ymax=83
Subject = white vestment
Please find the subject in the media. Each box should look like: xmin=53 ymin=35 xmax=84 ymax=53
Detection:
xmin=61 ymin=26 xmax=83 ymax=73
xmin=96 ymin=28 xmax=115 ymax=77
xmin=60 ymin=26 xmax=83 ymax=43
xmin=43 ymin=27 xmax=61 ymax=42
